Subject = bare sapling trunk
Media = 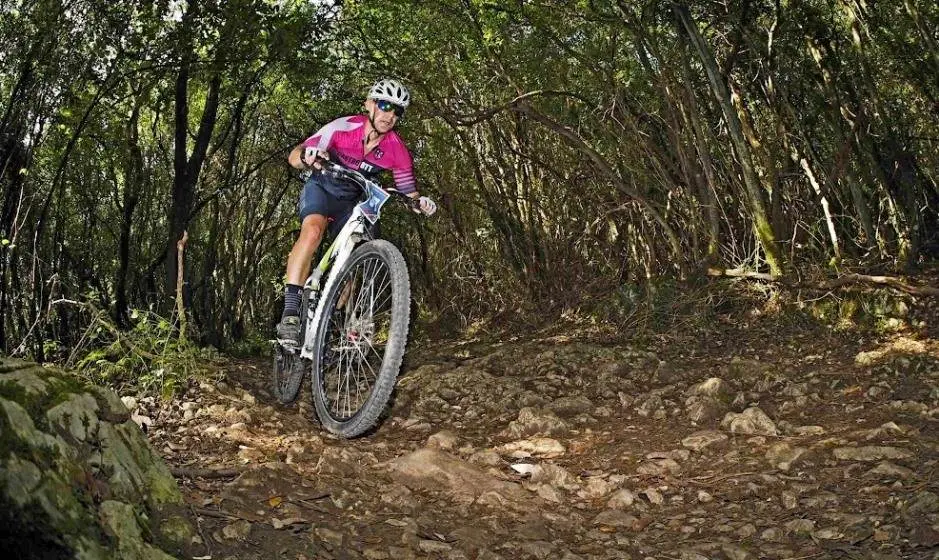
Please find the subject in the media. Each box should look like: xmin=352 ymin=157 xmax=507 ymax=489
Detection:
xmin=176 ymin=230 xmax=189 ymax=343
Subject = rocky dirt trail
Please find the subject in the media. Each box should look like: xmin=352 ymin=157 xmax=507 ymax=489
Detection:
xmin=135 ymin=319 xmax=939 ymax=560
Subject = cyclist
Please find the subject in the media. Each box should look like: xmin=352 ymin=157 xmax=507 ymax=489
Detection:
xmin=276 ymin=79 xmax=437 ymax=344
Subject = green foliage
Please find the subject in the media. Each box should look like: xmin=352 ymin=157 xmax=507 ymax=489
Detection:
xmin=799 ymin=290 xmax=915 ymax=334
xmin=226 ymin=332 xmax=271 ymax=358
xmin=72 ymin=311 xmax=219 ymax=399
xmin=1 ymin=0 xmax=937 ymax=356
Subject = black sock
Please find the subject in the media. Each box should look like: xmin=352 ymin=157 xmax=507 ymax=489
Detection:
xmin=282 ymin=284 xmax=302 ymax=319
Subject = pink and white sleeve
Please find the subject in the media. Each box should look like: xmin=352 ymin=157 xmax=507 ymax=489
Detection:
xmin=301 ymin=116 xmax=360 ymax=152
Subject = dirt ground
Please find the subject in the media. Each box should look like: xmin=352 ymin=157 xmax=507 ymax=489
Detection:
xmin=142 ymin=302 xmax=939 ymax=560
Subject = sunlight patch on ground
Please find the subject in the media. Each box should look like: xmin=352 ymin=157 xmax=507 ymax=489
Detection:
xmin=853 ymin=334 xmax=936 ymax=366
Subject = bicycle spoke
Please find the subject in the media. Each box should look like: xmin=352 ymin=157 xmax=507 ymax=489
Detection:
xmin=354 ymin=342 xmax=379 ymax=379
xmin=316 ymin=245 xmax=405 ymax=426
xmin=349 ymin=259 xmax=378 ymax=319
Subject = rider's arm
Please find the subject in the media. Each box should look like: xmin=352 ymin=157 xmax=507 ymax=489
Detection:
xmin=289 ymin=144 xmax=329 ymax=170
xmin=291 ymin=116 xmax=360 ymax=169
xmin=389 ymin=144 xmax=417 ymax=194
xmin=387 ymin=139 xmax=436 ymax=215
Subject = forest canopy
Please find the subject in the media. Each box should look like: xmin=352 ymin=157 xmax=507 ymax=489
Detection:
xmin=2 ymin=0 xmax=937 ymax=360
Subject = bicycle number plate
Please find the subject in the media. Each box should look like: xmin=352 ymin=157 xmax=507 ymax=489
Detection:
xmin=358 ymin=183 xmax=390 ymax=224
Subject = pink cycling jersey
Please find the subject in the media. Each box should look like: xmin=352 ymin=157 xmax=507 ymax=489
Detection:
xmin=301 ymin=114 xmax=416 ymax=194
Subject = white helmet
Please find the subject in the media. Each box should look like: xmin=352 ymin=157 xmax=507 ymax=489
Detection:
xmin=368 ymin=79 xmax=411 ymax=108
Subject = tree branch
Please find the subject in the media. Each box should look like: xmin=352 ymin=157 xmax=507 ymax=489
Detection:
xmin=707 ymin=268 xmax=939 ymax=296
xmin=438 ymin=90 xmax=593 ymax=126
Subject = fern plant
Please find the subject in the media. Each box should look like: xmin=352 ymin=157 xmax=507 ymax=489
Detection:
xmin=69 ymin=307 xmax=219 ymax=398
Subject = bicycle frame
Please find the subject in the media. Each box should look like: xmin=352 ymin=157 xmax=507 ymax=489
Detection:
xmin=298 ymin=177 xmax=386 ymax=361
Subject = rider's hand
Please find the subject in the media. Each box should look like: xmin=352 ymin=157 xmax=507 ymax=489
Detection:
xmin=301 ymin=147 xmax=329 ymax=170
xmin=417 ymin=196 xmax=437 ymax=216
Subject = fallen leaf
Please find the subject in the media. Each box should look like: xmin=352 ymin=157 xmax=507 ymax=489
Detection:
xmin=268 ymin=496 xmax=283 ymax=508
xmin=842 ymin=385 xmax=862 ymax=396
xmin=569 ymin=440 xmax=592 ymax=454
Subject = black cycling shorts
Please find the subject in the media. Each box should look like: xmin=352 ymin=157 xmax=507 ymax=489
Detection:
xmin=297 ymin=174 xmax=359 ymax=236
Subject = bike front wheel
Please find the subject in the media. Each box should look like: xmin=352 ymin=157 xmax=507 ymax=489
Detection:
xmin=311 ymin=239 xmax=410 ymax=437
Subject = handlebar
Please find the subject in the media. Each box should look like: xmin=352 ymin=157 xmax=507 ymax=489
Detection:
xmin=304 ymin=154 xmax=421 ymax=212
xmin=318 ymin=160 xmax=368 ymax=186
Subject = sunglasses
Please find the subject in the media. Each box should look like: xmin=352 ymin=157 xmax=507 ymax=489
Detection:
xmin=375 ymin=99 xmax=405 ymax=118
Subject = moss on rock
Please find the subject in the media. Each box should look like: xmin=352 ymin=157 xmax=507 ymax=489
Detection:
xmin=88 ymin=384 xmax=132 ymax=423
xmin=47 ymin=392 xmax=101 ymax=443
xmin=0 ymin=358 xmax=195 ymax=558
xmin=98 ymin=422 xmax=183 ymax=507
xmin=158 ymin=513 xmax=196 ymax=548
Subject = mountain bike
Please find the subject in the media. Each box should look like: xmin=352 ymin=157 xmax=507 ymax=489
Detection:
xmin=272 ymin=161 xmax=421 ymax=438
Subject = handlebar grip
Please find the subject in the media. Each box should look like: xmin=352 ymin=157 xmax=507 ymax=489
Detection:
xmin=302 ymin=147 xmax=335 ymax=171
xmin=386 ymin=188 xmax=421 ymax=211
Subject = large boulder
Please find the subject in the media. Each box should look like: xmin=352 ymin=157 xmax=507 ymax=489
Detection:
xmin=0 ymin=358 xmax=196 ymax=559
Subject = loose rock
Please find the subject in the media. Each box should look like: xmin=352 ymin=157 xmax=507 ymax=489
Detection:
xmin=833 ymin=446 xmax=913 ymax=462
xmin=721 ymin=407 xmax=778 ymax=436
xmin=681 ymin=430 xmax=729 ymax=451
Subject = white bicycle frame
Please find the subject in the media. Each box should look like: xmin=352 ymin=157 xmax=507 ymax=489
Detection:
xmin=298 ymin=173 xmax=388 ymax=361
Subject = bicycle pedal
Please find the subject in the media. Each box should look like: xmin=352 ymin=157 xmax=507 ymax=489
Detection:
xmin=273 ymin=339 xmax=300 ymax=351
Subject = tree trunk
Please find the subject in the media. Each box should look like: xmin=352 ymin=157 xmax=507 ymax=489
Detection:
xmin=115 ymin=98 xmax=144 ymax=328
xmin=673 ymin=4 xmax=786 ymax=276
xmin=164 ymin=0 xmax=220 ymax=299
xmin=797 ymin=151 xmax=841 ymax=260
xmin=677 ymin=48 xmax=722 ymax=261
xmin=165 ymin=69 xmax=222 ymax=298
xmin=200 ymin=199 xmax=222 ymax=347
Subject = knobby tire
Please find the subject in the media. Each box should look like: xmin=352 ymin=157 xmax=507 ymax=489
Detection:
xmin=272 ymin=347 xmax=305 ymax=404
xmin=310 ymin=240 xmax=410 ymax=438
xmin=271 ymin=291 xmax=311 ymax=404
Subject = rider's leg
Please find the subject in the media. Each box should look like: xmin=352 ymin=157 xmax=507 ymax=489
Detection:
xmin=276 ymin=174 xmax=356 ymax=341
xmin=286 ymin=213 xmax=328 ymax=286
xmin=287 ymin=174 xmax=353 ymax=286
xmin=277 ymin=214 xmax=327 ymax=342
xmin=278 ymin=174 xmax=334 ymax=342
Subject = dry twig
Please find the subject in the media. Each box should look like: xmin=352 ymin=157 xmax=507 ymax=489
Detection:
xmin=170 ymin=466 xmax=242 ymax=479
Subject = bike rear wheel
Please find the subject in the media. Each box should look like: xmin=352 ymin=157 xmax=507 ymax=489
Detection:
xmin=272 ymin=345 xmax=305 ymax=404
xmin=311 ymin=240 xmax=410 ymax=437
xmin=272 ymin=290 xmax=311 ymax=404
